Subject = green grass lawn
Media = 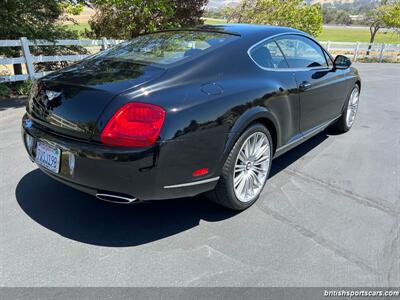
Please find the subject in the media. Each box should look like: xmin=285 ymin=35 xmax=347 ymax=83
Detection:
xmin=67 ymin=21 xmax=400 ymax=44
xmin=203 ymin=18 xmax=227 ymax=25
xmin=203 ymin=19 xmax=400 ymax=43
xmin=65 ymin=23 xmax=90 ymax=34
xmin=317 ymin=28 xmax=400 ymax=44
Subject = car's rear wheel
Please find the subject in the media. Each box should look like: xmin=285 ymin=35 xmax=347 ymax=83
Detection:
xmin=208 ymin=124 xmax=272 ymax=210
xmin=332 ymin=85 xmax=360 ymax=133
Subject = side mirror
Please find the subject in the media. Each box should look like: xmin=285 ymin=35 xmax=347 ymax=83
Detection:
xmin=334 ymin=55 xmax=352 ymax=69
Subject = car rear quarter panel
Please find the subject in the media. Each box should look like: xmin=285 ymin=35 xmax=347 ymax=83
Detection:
xmin=133 ymin=77 xmax=298 ymax=185
xmin=92 ymin=39 xmax=301 ymax=187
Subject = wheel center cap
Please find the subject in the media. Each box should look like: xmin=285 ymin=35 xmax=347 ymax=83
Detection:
xmin=245 ymin=161 xmax=252 ymax=171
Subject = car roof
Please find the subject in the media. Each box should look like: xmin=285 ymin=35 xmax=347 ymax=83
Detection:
xmin=195 ymin=24 xmax=305 ymax=39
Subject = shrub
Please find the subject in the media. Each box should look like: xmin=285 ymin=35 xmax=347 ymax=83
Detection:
xmin=0 ymin=80 xmax=33 ymax=98
xmin=0 ymin=83 xmax=12 ymax=98
xmin=13 ymin=80 xmax=32 ymax=96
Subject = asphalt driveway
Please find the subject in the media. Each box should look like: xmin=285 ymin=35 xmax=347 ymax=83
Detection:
xmin=0 ymin=63 xmax=399 ymax=287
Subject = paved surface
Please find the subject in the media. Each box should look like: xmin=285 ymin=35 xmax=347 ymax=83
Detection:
xmin=0 ymin=64 xmax=399 ymax=287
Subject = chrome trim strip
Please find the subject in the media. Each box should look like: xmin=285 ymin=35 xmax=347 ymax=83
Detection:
xmin=302 ymin=115 xmax=340 ymax=138
xmin=164 ymin=177 xmax=220 ymax=189
xmin=276 ymin=133 xmax=304 ymax=153
xmin=276 ymin=115 xmax=341 ymax=153
xmin=247 ymin=32 xmax=332 ymax=72
xmin=96 ymin=193 xmax=137 ymax=203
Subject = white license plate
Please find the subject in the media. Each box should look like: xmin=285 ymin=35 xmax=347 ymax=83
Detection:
xmin=35 ymin=141 xmax=61 ymax=173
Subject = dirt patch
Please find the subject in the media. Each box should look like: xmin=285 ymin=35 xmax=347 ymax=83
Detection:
xmin=63 ymin=7 xmax=95 ymax=24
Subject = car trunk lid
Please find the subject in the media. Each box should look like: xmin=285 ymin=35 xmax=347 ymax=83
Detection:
xmin=27 ymin=59 xmax=165 ymax=140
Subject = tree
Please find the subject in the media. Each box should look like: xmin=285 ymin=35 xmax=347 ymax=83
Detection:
xmin=224 ymin=0 xmax=323 ymax=37
xmin=322 ymin=7 xmax=336 ymax=24
xmin=222 ymin=5 xmax=243 ymax=23
xmin=0 ymin=0 xmax=87 ymax=75
xmin=322 ymin=7 xmax=352 ymax=25
xmin=366 ymin=0 xmax=400 ymax=54
xmin=335 ymin=10 xmax=352 ymax=25
xmin=172 ymin=0 xmax=208 ymax=27
xmin=88 ymin=0 xmax=208 ymax=39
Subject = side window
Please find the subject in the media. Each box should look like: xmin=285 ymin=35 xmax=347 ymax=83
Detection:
xmin=265 ymin=41 xmax=289 ymax=69
xmin=275 ymin=35 xmax=328 ymax=69
xmin=249 ymin=40 xmax=289 ymax=69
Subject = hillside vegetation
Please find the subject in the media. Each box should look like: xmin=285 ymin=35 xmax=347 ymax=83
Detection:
xmin=66 ymin=19 xmax=400 ymax=44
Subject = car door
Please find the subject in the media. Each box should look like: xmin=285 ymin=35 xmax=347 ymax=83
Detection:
xmin=248 ymin=38 xmax=301 ymax=147
xmin=275 ymin=35 xmax=348 ymax=133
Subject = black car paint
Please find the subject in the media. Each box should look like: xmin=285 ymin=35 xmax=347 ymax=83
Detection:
xmin=22 ymin=24 xmax=361 ymax=200
xmin=27 ymin=61 xmax=166 ymax=140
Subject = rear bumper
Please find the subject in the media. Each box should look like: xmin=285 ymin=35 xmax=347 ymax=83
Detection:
xmin=22 ymin=114 xmax=219 ymax=200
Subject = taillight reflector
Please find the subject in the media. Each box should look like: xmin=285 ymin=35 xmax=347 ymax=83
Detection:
xmin=192 ymin=168 xmax=209 ymax=177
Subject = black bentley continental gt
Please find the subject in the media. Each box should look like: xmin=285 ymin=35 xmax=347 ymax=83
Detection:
xmin=22 ymin=24 xmax=361 ymax=210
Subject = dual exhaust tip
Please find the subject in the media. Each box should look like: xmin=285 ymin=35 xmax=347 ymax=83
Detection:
xmin=96 ymin=192 xmax=137 ymax=204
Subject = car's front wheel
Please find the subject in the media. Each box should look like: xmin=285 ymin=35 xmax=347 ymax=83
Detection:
xmin=208 ymin=124 xmax=273 ymax=210
xmin=332 ymin=84 xmax=360 ymax=132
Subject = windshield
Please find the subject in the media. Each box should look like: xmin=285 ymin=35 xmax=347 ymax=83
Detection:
xmin=93 ymin=31 xmax=238 ymax=65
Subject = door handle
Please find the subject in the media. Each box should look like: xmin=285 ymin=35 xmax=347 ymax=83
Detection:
xmin=299 ymin=81 xmax=312 ymax=90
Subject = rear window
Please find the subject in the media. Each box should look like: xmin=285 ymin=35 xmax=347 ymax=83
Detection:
xmin=249 ymin=40 xmax=289 ymax=69
xmin=94 ymin=31 xmax=238 ymax=65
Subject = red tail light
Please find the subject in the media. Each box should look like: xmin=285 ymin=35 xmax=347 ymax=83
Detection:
xmin=101 ymin=102 xmax=165 ymax=147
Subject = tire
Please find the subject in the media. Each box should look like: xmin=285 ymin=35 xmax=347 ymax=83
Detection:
xmin=207 ymin=124 xmax=273 ymax=210
xmin=331 ymin=84 xmax=360 ymax=133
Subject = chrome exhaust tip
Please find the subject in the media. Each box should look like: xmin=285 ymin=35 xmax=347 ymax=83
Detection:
xmin=96 ymin=193 xmax=137 ymax=204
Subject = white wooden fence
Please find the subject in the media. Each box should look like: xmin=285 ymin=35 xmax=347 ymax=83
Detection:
xmin=0 ymin=38 xmax=399 ymax=83
xmin=319 ymin=41 xmax=400 ymax=62
xmin=0 ymin=37 xmax=123 ymax=83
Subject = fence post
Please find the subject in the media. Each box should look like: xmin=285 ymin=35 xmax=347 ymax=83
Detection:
xmin=379 ymin=43 xmax=385 ymax=62
xmin=366 ymin=42 xmax=373 ymax=58
xmin=326 ymin=41 xmax=331 ymax=52
xmin=20 ymin=37 xmax=35 ymax=80
xmin=101 ymin=37 xmax=108 ymax=50
xmin=353 ymin=42 xmax=360 ymax=62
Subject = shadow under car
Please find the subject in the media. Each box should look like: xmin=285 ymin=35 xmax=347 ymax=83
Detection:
xmin=15 ymin=131 xmax=329 ymax=247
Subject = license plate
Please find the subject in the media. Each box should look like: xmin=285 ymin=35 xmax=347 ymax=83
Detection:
xmin=35 ymin=141 xmax=61 ymax=173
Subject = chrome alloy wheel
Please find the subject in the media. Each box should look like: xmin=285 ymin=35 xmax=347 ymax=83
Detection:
xmin=233 ymin=132 xmax=271 ymax=203
xmin=346 ymin=88 xmax=360 ymax=128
